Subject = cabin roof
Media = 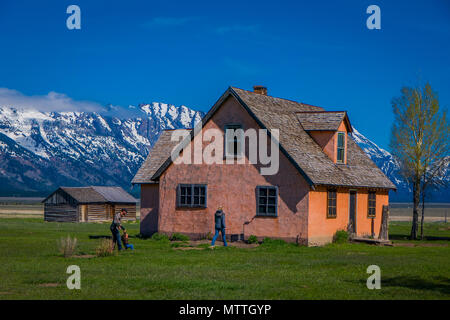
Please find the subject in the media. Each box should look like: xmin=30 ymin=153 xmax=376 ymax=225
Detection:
xmin=132 ymin=87 xmax=396 ymax=190
xmin=44 ymin=186 xmax=137 ymax=204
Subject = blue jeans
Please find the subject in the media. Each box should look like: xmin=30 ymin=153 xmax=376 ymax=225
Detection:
xmin=211 ymin=228 xmax=227 ymax=246
xmin=111 ymin=227 xmax=123 ymax=250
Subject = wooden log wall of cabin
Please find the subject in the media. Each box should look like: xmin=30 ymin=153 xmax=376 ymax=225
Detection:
xmin=114 ymin=204 xmax=137 ymax=220
xmin=44 ymin=203 xmax=78 ymax=222
xmin=87 ymin=204 xmax=108 ymax=222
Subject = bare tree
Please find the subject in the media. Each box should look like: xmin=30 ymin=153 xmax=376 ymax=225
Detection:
xmin=390 ymin=83 xmax=449 ymax=240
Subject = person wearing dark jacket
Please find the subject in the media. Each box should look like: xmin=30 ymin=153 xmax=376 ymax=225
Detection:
xmin=211 ymin=206 xmax=227 ymax=247
xmin=110 ymin=208 xmax=127 ymax=251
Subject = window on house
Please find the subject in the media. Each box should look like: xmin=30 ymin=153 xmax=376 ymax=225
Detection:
xmin=256 ymin=186 xmax=278 ymax=216
xmin=337 ymin=132 xmax=345 ymax=163
xmin=177 ymin=184 xmax=207 ymax=208
xmin=224 ymin=124 xmax=243 ymax=157
xmin=327 ymin=189 xmax=337 ymax=218
xmin=368 ymin=191 xmax=376 ymax=218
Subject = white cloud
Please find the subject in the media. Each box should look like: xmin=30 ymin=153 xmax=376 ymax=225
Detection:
xmin=0 ymin=88 xmax=107 ymax=112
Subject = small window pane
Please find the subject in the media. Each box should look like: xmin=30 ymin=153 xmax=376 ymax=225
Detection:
xmin=257 ymin=186 xmax=277 ymax=216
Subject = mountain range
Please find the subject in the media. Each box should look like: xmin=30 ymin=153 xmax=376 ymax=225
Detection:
xmin=0 ymin=103 xmax=448 ymax=202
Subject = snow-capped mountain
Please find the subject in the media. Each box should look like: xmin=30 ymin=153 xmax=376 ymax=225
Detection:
xmin=0 ymin=103 xmax=202 ymax=196
xmin=351 ymin=127 xmax=406 ymax=188
xmin=0 ymin=103 xmax=447 ymax=201
xmin=350 ymin=128 xmax=449 ymax=202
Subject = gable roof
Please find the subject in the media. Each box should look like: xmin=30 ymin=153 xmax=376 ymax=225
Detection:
xmin=43 ymin=186 xmax=137 ymax=204
xmin=132 ymin=129 xmax=191 ymax=184
xmin=296 ymin=111 xmax=352 ymax=132
xmin=132 ymin=87 xmax=396 ymax=190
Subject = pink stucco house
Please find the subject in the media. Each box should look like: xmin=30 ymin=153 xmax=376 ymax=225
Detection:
xmin=132 ymin=86 xmax=395 ymax=245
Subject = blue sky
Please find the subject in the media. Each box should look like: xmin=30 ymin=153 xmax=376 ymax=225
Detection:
xmin=0 ymin=0 xmax=449 ymax=150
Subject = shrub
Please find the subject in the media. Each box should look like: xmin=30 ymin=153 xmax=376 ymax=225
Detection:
xmin=96 ymin=239 xmax=115 ymax=257
xmin=247 ymin=235 xmax=258 ymax=244
xmin=57 ymin=235 xmax=78 ymax=258
xmin=333 ymin=230 xmax=349 ymax=244
xmin=170 ymin=232 xmax=190 ymax=242
xmin=151 ymin=233 xmax=169 ymax=241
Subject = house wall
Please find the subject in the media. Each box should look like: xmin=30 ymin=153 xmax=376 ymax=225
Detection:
xmin=308 ymin=186 xmax=388 ymax=245
xmin=155 ymin=95 xmax=310 ymax=243
xmin=140 ymin=183 xmax=160 ymax=236
xmin=309 ymin=131 xmax=335 ymax=160
xmin=355 ymin=189 xmax=389 ymax=237
xmin=308 ymin=121 xmax=348 ymax=164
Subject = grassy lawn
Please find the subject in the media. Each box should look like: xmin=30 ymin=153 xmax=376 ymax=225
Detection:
xmin=0 ymin=218 xmax=449 ymax=299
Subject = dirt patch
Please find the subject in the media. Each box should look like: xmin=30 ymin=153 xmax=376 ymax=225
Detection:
xmin=172 ymin=239 xmax=259 ymax=250
xmin=393 ymin=242 xmax=448 ymax=247
xmin=0 ymin=291 xmax=12 ymax=295
xmin=392 ymin=243 xmax=416 ymax=247
xmin=73 ymin=254 xmax=96 ymax=258
xmin=417 ymin=243 xmax=448 ymax=247
xmin=173 ymin=247 xmax=204 ymax=251
xmin=228 ymin=242 xmax=259 ymax=248
xmin=38 ymin=283 xmax=59 ymax=287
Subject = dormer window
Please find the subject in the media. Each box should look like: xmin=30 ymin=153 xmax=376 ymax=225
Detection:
xmin=337 ymin=132 xmax=345 ymax=163
xmin=224 ymin=124 xmax=243 ymax=158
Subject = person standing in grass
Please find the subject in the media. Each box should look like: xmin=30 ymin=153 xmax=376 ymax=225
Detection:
xmin=211 ymin=206 xmax=227 ymax=247
xmin=110 ymin=208 xmax=127 ymax=251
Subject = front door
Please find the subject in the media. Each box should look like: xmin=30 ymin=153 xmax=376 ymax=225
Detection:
xmin=349 ymin=191 xmax=357 ymax=234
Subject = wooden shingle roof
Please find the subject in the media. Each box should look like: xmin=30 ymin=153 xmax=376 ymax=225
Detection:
xmin=296 ymin=111 xmax=352 ymax=132
xmin=131 ymin=130 xmax=191 ymax=184
xmin=44 ymin=186 xmax=137 ymax=204
xmin=132 ymin=87 xmax=395 ymax=190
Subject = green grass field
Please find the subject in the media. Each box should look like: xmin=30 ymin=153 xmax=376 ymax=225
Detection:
xmin=0 ymin=218 xmax=449 ymax=299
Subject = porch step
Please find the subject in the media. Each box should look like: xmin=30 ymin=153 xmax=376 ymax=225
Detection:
xmin=350 ymin=237 xmax=393 ymax=246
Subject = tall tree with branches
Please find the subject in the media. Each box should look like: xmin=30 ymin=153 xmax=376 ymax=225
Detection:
xmin=420 ymin=157 xmax=449 ymax=239
xmin=390 ymin=83 xmax=449 ymax=240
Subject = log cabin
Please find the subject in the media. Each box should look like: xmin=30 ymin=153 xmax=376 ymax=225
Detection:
xmin=43 ymin=186 xmax=137 ymax=222
xmin=132 ymin=86 xmax=396 ymax=245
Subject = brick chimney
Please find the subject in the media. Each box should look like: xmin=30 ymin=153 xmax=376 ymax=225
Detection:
xmin=253 ymin=85 xmax=267 ymax=95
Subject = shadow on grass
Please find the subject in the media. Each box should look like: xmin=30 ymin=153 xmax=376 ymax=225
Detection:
xmin=389 ymin=234 xmax=450 ymax=241
xmin=382 ymin=276 xmax=450 ymax=295
xmin=351 ymin=276 xmax=450 ymax=295
xmin=88 ymin=235 xmax=111 ymax=239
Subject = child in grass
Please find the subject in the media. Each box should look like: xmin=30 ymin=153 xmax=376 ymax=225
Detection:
xmin=121 ymin=231 xmax=134 ymax=250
